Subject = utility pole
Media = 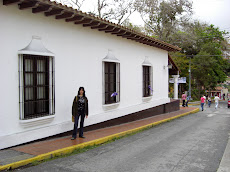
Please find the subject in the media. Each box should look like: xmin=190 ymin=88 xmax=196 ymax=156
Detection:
xmin=188 ymin=56 xmax=192 ymax=99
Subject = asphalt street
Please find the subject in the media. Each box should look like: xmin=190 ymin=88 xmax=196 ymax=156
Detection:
xmin=16 ymin=101 xmax=230 ymax=172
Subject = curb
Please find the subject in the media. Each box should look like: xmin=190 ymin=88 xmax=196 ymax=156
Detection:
xmin=179 ymin=103 xmax=200 ymax=106
xmin=217 ymin=134 xmax=230 ymax=172
xmin=0 ymin=108 xmax=199 ymax=171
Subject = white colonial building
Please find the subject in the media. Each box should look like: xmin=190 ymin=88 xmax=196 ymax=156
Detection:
xmin=0 ymin=0 xmax=180 ymax=149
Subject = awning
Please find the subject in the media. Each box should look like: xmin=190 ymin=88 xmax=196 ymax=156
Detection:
xmin=102 ymin=50 xmax=120 ymax=63
xmin=142 ymin=56 xmax=152 ymax=66
xmin=18 ymin=36 xmax=54 ymax=57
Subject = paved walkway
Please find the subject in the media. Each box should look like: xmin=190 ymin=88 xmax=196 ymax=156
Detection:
xmin=0 ymin=107 xmax=199 ymax=170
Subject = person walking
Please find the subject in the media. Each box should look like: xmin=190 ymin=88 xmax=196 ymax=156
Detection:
xmin=71 ymin=87 xmax=88 ymax=140
xmin=208 ymin=96 xmax=212 ymax=107
xmin=182 ymin=92 xmax=187 ymax=107
xmin=201 ymin=95 xmax=205 ymax=111
xmin=203 ymin=95 xmax=206 ymax=106
xmin=186 ymin=96 xmax=190 ymax=107
xmin=214 ymin=94 xmax=220 ymax=109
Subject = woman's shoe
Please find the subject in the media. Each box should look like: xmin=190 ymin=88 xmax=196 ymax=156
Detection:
xmin=79 ymin=136 xmax=85 ymax=138
xmin=71 ymin=137 xmax=76 ymax=140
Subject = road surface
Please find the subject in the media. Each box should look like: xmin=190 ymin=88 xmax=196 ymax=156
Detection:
xmin=17 ymin=101 xmax=230 ymax=172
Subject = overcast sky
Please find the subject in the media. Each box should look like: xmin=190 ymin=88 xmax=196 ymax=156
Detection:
xmin=192 ymin=0 xmax=230 ymax=34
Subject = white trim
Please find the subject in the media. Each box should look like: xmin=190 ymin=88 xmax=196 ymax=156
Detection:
xmin=102 ymin=102 xmax=120 ymax=107
xmin=18 ymin=54 xmax=24 ymax=120
xmin=18 ymin=51 xmax=54 ymax=57
xmin=142 ymin=95 xmax=153 ymax=102
xmin=142 ymin=56 xmax=152 ymax=66
xmin=19 ymin=114 xmax=55 ymax=127
xmin=102 ymin=49 xmax=120 ymax=63
xmin=116 ymin=63 xmax=120 ymax=102
xmin=18 ymin=36 xmax=54 ymax=57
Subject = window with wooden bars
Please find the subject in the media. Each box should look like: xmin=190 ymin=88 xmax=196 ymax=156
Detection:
xmin=143 ymin=66 xmax=153 ymax=97
xmin=19 ymin=54 xmax=55 ymax=120
xmin=103 ymin=62 xmax=120 ymax=104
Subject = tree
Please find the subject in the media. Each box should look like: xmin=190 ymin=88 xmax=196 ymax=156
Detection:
xmin=170 ymin=23 xmax=230 ymax=99
xmin=121 ymin=19 xmax=145 ymax=33
xmin=137 ymin=0 xmax=193 ymax=42
xmin=191 ymin=25 xmax=230 ymax=97
xmin=57 ymin=0 xmax=137 ymax=24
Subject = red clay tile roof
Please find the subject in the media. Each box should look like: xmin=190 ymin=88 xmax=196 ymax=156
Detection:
xmin=3 ymin=0 xmax=181 ymax=52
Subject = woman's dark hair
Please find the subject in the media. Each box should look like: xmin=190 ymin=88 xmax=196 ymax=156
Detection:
xmin=78 ymin=87 xmax=86 ymax=97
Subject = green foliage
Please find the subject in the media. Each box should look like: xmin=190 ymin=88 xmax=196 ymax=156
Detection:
xmin=191 ymin=25 xmax=229 ymax=93
xmin=170 ymin=24 xmax=230 ymax=98
xmin=138 ymin=0 xmax=193 ymax=42
xmin=170 ymin=52 xmax=189 ymax=77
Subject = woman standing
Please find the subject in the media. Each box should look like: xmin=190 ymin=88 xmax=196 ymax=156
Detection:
xmin=214 ymin=94 xmax=220 ymax=109
xmin=208 ymin=96 xmax=212 ymax=107
xmin=71 ymin=87 xmax=88 ymax=140
xmin=200 ymin=95 xmax=205 ymax=111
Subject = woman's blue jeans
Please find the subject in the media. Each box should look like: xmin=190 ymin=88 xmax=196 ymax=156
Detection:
xmin=208 ymin=101 xmax=211 ymax=107
xmin=72 ymin=110 xmax=85 ymax=138
xmin=201 ymin=103 xmax=204 ymax=111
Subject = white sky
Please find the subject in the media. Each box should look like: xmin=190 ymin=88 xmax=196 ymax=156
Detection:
xmin=192 ymin=0 xmax=230 ymax=34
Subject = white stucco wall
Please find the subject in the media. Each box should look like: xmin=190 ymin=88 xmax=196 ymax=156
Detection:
xmin=0 ymin=3 xmax=170 ymax=149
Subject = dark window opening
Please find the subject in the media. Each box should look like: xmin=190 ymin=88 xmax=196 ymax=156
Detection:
xmin=143 ymin=66 xmax=151 ymax=97
xmin=105 ymin=62 xmax=117 ymax=104
xmin=23 ymin=55 xmax=49 ymax=119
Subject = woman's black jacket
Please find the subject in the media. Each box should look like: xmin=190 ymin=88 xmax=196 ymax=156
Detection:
xmin=72 ymin=96 xmax=88 ymax=117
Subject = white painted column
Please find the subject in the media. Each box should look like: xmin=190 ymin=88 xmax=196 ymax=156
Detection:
xmin=173 ymin=75 xmax=179 ymax=99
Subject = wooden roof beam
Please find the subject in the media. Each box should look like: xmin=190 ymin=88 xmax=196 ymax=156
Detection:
xmin=127 ymin=35 xmax=143 ymax=40
xmin=117 ymin=31 xmax=130 ymax=36
xmin=56 ymin=11 xmax=74 ymax=19
xmin=3 ymin=0 xmax=23 ymax=5
xmin=19 ymin=1 xmax=40 ymax=10
xmin=45 ymin=8 xmax=63 ymax=16
xmin=32 ymin=4 xmax=52 ymax=13
xmin=99 ymin=26 xmax=115 ymax=31
xmin=74 ymin=18 xmax=92 ymax=24
xmin=65 ymin=15 xmax=84 ymax=22
xmin=91 ymin=24 xmax=108 ymax=29
xmin=122 ymin=33 xmax=135 ymax=38
xmin=135 ymin=38 xmax=148 ymax=43
xmin=83 ymin=21 xmax=100 ymax=27
xmin=105 ymin=28 xmax=120 ymax=33
xmin=111 ymin=30 xmax=126 ymax=35
xmin=133 ymin=36 xmax=142 ymax=40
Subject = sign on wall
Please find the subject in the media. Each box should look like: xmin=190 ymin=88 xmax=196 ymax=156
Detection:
xmin=169 ymin=77 xmax=186 ymax=84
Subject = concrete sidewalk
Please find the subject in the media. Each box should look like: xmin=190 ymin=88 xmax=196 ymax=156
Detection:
xmin=217 ymin=132 xmax=230 ymax=172
xmin=0 ymin=107 xmax=199 ymax=171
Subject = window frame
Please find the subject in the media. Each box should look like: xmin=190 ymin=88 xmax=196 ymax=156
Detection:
xmin=19 ymin=54 xmax=55 ymax=120
xmin=102 ymin=61 xmax=120 ymax=105
xmin=142 ymin=64 xmax=153 ymax=98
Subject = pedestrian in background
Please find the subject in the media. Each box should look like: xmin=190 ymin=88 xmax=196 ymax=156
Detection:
xmin=71 ymin=87 xmax=89 ymax=140
xmin=214 ymin=94 xmax=220 ymax=109
xmin=186 ymin=96 xmax=190 ymax=107
xmin=201 ymin=95 xmax=205 ymax=111
xmin=208 ymin=96 xmax=212 ymax=107
xmin=203 ymin=95 xmax=206 ymax=106
xmin=182 ymin=92 xmax=187 ymax=107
